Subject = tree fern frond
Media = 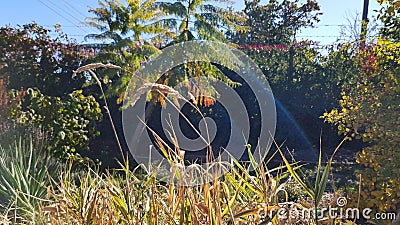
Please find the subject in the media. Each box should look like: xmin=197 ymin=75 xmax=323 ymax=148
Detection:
xmin=156 ymin=2 xmax=187 ymax=18
xmin=194 ymin=14 xmax=226 ymax=41
xmin=84 ymin=31 xmax=123 ymax=42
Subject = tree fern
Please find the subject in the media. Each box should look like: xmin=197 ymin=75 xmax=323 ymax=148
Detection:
xmin=85 ymin=0 xmax=244 ymax=105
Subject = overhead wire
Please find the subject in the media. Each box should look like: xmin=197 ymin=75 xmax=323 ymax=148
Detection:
xmin=36 ymin=0 xmax=99 ymax=34
xmin=59 ymin=0 xmax=100 ymax=33
xmin=45 ymin=0 xmax=85 ymax=25
xmin=61 ymin=0 xmax=87 ymax=18
xmin=45 ymin=0 xmax=98 ymax=33
xmin=36 ymin=0 xmax=88 ymax=33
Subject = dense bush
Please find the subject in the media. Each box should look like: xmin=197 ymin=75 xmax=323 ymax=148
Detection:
xmin=11 ymin=88 xmax=102 ymax=158
xmin=323 ymin=41 xmax=400 ymax=213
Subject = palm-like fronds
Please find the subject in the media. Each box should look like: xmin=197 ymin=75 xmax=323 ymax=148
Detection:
xmin=0 ymin=136 xmax=60 ymax=223
xmin=86 ymin=0 xmax=172 ymax=43
xmin=157 ymin=0 xmax=247 ymax=42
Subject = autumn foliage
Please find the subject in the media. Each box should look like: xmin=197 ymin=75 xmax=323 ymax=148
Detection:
xmin=323 ymin=39 xmax=400 ymax=212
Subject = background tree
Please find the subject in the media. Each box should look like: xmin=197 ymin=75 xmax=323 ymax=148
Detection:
xmin=85 ymin=0 xmax=168 ymax=101
xmin=85 ymin=0 xmax=246 ymax=108
xmin=227 ymin=0 xmax=321 ymax=45
xmin=156 ymin=0 xmax=245 ymax=42
xmin=85 ymin=0 xmax=246 ymax=102
xmin=0 ymin=23 xmax=94 ymax=96
xmin=86 ymin=0 xmax=174 ymax=43
xmin=84 ymin=0 xmax=249 ymax=165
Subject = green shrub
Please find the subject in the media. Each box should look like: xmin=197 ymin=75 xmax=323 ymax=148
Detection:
xmin=11 ymin=88 xmax=102 ymax=158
